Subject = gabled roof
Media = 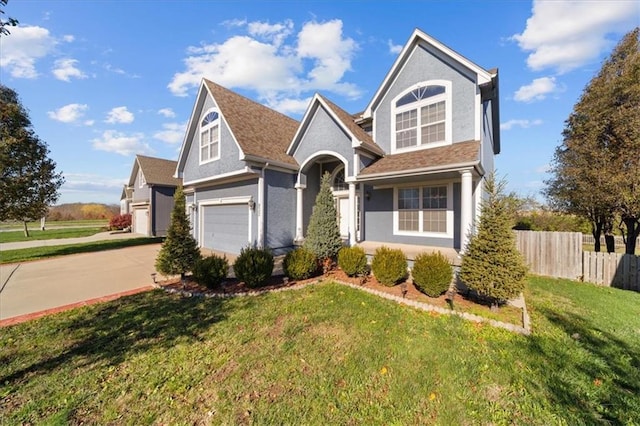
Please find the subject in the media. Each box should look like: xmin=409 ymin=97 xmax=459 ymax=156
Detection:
xmin=128 ymin=155 xmax=180 ymax=187
xmin=358 ymin=140 xmax=480 ymax=179
xmin=363 ymin=28 xmax=495 ymax=118
xmin=287 ymin=93 xmax=384 ymax=157
xmin=203 ymin=79 xmax=299 ymax=167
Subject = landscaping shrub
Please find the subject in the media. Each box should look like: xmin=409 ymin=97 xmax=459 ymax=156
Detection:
xmin=109 ymin=213 xmax=131 ymax=230
xmin=233 ymin=246 xmax=274 ymax=288
xmin=337 ymin=246 xmax=368 ymax=277
xmin=283 ymin=247 xmax=318 ymax=280
xmin=192 ymin=254 xmax=229 ymax=289
xmin=412 ymin=252 xmax=452 ymax=297
xmin=371 ymin=246 xmax=407 ymax=286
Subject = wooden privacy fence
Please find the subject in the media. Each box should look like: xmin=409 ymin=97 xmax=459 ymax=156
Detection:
xmin=514 ymin=231 xmax=583 ymax=280
xmin=583 ymin=252 xmax=640 ymax=291
xmin=514 ymin=231 xmax=640 ymax=291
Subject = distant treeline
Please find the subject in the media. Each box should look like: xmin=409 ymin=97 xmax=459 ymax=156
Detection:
xmin=47 ymin=203 xmax=120 ymax=221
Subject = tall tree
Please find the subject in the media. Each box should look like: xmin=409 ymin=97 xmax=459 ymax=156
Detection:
xmin=460 ymin=174 xmax=528 ymax=311
xmin=155 ymin=185 xmax=201 ymax=282
xmin=0 ymin=85 xmax=64 ymax=237
xmin=304 ymin=172 xmax=343 ymax=271
xmin=545 ymin=28 xmax=640 ymax=254
xmin=0 ymin=0 xmax=18 ymax=37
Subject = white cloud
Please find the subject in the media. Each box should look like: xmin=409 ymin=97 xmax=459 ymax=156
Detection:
xmin=387 ymin=39 xmax=403 ymax=54
xmin=153 ymin=122 xmax=186 ymax=144
xmin=168 ymin=19 xmax=360 ymax=101
xmin=265 ymin=96 xmax=313 ymax=116
xmin=62 ymin=35 xmax=75 ymax=42
xmin=105 ymin=106 xmax=134 ymax=124
xmin=500 ymin=119 xmax=544 ymax=130
xmin=514 ymin=77 xmax=557 ymax=102
xmin=84 ymin=119 xmax=95 ymax=126
xmin=157 ymin=108 xmax=176 ymax=118
xmin=52 ymin=58 xmax=87 ymax=82
xmin=535 ymin=164 xmax=551 ymax=174
xmin=92 ymin=130 xmax=152 ymax=156
xmin=63 ymin=173 xmax=126 ymax=191
xmin=47 ymin=103 xmax=89 ymax=123
xmin=512 ymin=0 xmax=638 ymax=73
xmin=0 ymin=25 xmax=57 ymax=78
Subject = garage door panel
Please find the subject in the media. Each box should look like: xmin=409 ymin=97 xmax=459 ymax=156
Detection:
xmin=134 ymin=208 xmax=149 ymax=236
xmin=202 ymin=204 xmax=249 ymax=254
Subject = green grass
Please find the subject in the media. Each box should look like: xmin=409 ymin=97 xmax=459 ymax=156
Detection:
xmin=0 ymin=227 xmax=107 ymax=243
xmin=0 ymin=219 xmax=109 ymax=231
xmin=0 ymin=238 xmax=162 ymax=264
xmin=1 ymin=276 xmax=638 ymax=424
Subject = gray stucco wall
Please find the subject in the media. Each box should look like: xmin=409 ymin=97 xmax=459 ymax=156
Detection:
xmin=362 ymin=181 xmax=461 ymax=250
xmin=293 ymin=106 xmax=354 ymax=177
xmin=264 ymin=170 xmax=296 ymax=254
xmin=374 ymin=43 xmax=476 ymax=153
xmin=194 ymin=179 xmax=259 ymax=247
xmin=151 ymin=186 xmax=176 ymax=237
xmin=183 ymin=95 xmax=246 ymax=183
xmin=132 ymin=171 xmax=150 ymax=203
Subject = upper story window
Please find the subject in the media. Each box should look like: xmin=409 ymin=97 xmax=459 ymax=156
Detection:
xmin=200 ymin=109 xmax=220 ymax=164
xmin=392 ymin=81 xmax=451 ymax=153
xmin=138 ymin=169 xmax=146 ymax=188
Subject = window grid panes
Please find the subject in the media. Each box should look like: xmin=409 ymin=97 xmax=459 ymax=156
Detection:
xmin=397 ymin=186 xmax=448 ymax=234
xmin=200 ymin=125 xmax=219 ymax=162
xmin=395 ymin=110 xmax=417 ymax=148
xmin=394 ymin=85 xmax=447 ymax=150
xmin=398 ymin=188 xmax=420 ymax=232
xmin=332 ymin=168 xmax=348 ymax=191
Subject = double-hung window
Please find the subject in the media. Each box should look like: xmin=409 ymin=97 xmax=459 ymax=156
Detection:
xmin=393 ymin=81 xmax=450 ymax=152
xmin=200 ymin=110 xmax=220 ymax=163
xmin=396 ymin=185 xmax=449 ymax=235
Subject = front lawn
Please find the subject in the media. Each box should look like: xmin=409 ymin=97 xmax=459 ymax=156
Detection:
xmin=0 ymin=227 xmax=106 ymax=243
xmin=1 ymin=277 xmax=638 ymax=424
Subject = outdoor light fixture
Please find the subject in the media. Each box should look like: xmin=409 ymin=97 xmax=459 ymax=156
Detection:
xmin=189 ymin=203 xmax=197 ymax=212
xmin=365 ymin=191 xmax=371 ymax=201
xmin=400 ymin=282 xmax=408 ymax=298
xmin=151 ymin=273 xmax=157 ymax=284
xmin=248 ymin=200 xmax=256 ymax=210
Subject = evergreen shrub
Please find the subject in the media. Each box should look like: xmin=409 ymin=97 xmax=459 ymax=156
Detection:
xmin=337 ymin=246 xmax=368 ymax=277
xmin=192 ymin=254 xmax=229 ymax=289
xmin=412 ymin=252 xmax=452 ymax=297
xmin=283 ymin=248 xmax=318 ymax=280
xmin=371 ymin=246 xmax=407 ymax=286
xmin=304 ymin=172 xmax=343 ymax=265
xmin=233 ymin=247 xmax=274 ymax=288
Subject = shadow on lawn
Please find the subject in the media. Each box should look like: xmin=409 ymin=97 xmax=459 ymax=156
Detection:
xmin=0 ymin=290 xmax=227 ymax=386
xmin=526 ymin=306 xmax=640 ymax=424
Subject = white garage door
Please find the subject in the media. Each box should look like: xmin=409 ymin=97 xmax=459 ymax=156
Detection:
xmin=133 ymin=208 xmax=149 ymax=236
xmin=201 ymin=204 xmax=249 ymax=254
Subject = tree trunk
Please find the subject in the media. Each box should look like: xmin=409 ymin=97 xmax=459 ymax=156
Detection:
xmin=621 ymin=217 xmax=640 ymax=255
xmin=23 ymin=220 xmax=30 ymax=238
xmin=603 ymin=221 xmax=615 ymax=253
xmin=591 ymin=221 xmax=603 ymax=252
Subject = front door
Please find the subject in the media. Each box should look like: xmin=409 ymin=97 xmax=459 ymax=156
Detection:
xmin=336 ymin=196 xmax=349 ymax=238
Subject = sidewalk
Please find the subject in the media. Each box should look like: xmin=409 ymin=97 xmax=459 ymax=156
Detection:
xmin=1 ymin=231 xmax=148 ymax=251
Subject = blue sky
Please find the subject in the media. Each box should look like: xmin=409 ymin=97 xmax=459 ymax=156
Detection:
xmin=1 ymin=0 xmax=637 ymax=205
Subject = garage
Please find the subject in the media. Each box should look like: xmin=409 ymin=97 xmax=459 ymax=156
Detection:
xmin=133 ymin=208 xmax=149 ymax=236
xmin=201 ymin=203 xmax=250 ymax=254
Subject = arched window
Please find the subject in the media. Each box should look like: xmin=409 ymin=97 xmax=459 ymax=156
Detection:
xmin=331 ymin=165 xmax=348 ymax=191
xmin=200 ymin=109 xmax=220 ymax=163
xmin=392 ymin=81 xmax=451 ymax=152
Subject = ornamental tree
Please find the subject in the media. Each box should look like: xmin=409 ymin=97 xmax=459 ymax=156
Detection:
xmin=459 ymin=174 xmax=527 ymax=310
xmin=304 ymin=172 xmax=343 ymax=270
xmin=155 ymin=185 xmax=201 ymax=280
xmin=0 ymin=85 xmax=64 ymax=237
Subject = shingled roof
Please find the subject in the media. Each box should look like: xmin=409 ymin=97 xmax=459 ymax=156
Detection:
xmin=204 ymin=79 xmax=299 ymax=167
xmin=359 ymin=140 xmax=480 ymax=177
xmin=317 ymin=94 xmax=383 ymax=155
xmin=130 ymin=155 xmax=181 ymax=187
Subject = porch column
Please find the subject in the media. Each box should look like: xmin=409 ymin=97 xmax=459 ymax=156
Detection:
xmin=460 ymin=169 xmax=473 ymax=253
xmin=348 ymin=182 xmax=357 ymax=246
xmin=295 ymin=184 xmax=305 ymax=242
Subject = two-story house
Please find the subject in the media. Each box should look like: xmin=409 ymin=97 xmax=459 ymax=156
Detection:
xmin=127 ymin=154 xmax=181 ymax=237
xmin=175 ymin=28 xmax=500 ymax=261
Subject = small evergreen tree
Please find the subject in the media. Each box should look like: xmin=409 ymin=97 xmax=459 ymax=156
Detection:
xmin=459 ymin=174 xmax=527 ymax=310
xmin=304 ymin=172 xmax=343 ymax=270
xmin=155 ymin=185 xmax=201 ymax=281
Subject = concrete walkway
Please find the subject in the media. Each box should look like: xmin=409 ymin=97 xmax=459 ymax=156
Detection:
xmin=0 ymin=243 xmax=161 ymax=323
xmin=0 ymin=231 xmax=148 ymax=251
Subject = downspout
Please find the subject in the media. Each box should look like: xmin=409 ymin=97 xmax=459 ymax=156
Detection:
xmin=258 ymin=163 xmax=269 ymax=248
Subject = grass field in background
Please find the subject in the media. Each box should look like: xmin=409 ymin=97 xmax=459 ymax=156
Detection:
xmin=0 ymin=220 xmax=109 ymax=231
xmin=0 ymin=227 xmax=107 ymax=244
xmin=0 ymin=238 xmax=162 ymax=264
xmin=1 ymin=277 xmax=638 ymax=424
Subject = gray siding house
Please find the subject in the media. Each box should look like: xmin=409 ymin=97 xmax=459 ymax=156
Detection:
xmin=127 ymin=155 xmax=181 ymax=237
xmin=176 ymin=29 xmax=500 ymax=261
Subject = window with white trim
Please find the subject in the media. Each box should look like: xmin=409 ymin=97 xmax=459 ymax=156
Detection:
xmin=393 ymin=82 xmax=450 ymax=152
xmin=200 ymin=110 xmax=220 ymax=163
xmin=331 ymin=165 xmax=348 ymax=191
xmin=396 ymin=185 xmax=449 ymax=234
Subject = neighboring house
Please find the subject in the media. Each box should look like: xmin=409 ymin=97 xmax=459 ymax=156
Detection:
xmin=175 ymin=28 xmax=500 ymax=261
xmin=120 ymin=185 xmax=133 ymax=215
xmin=127 ymin=154 xmax=181 ymax=237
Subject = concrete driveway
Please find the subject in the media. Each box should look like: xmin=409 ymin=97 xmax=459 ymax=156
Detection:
xmin=0 ymin=244 xmax=161 ymax=323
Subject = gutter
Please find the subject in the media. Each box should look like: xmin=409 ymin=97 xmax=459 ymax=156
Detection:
xmin=356 ymin=161 xmax=481 ymax=182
